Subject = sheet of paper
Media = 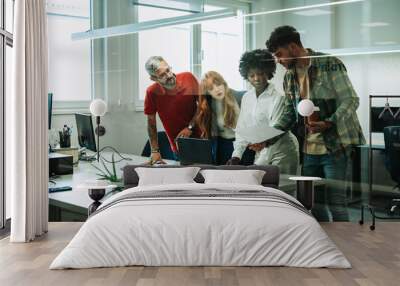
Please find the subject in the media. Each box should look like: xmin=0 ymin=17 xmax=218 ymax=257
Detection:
xmin=235 ymin=124 xmax=284 ymax=144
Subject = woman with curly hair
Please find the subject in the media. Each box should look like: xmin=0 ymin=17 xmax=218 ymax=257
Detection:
xmin=227 ymin=49 xmax=299 ymax=174
xmin=196 ymin=71 xmax=246 ymax=165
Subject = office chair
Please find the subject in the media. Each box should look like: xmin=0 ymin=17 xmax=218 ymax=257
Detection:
xmin=141 ymin=131 xmax=176 ymax=160
xmin=383 ymin=126 xmax=400 ymax=214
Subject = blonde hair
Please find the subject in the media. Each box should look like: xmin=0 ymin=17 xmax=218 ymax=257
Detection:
xmin=197 ymin=71 xmax=240 ymax=138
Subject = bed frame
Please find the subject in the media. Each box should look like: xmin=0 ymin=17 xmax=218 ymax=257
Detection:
xmin=122 ymin=164 xmax=280 ymax=189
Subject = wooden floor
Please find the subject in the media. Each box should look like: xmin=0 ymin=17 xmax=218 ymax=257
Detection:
xmin=0 ymin=222 xmax=399 ymax=286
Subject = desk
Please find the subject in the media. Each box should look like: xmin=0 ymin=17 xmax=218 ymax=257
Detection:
xmin=49 ymin=153 xmax=301 ymax=222
xmin=49 ymin=152 xmax=177 ymax=221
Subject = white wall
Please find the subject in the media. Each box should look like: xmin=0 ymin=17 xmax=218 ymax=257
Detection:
xmin=283 ymin=0 xmax=334 ymax=49
xmin=251 ymin=0 xmax=285 ymax=93
xmin=51 ymin=111 xmax=149 ymax=156
xmin=252 ymin=0 xmax=283 ymax=49
xmin=335 ymin=0 xmax=400 ymax=48
xmin=342 ymin=53 xmax=400 ymax=145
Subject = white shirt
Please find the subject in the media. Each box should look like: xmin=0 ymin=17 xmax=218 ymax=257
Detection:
xmin=232 ymin=83 xmax=285 ymax=159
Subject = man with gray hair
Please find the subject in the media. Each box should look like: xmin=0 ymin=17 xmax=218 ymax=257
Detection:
xmin=144 ymin=56 xmax=200 ymax=164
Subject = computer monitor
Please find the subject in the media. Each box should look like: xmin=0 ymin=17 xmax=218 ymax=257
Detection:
xmin=48 ymin=93 xmax=53 ymax=130
xmin=75 ymin=113 xmax=97 ymax=152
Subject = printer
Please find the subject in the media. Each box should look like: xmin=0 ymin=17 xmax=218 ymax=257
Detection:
xmin=49 ymin=152 xmax=73 ymax=176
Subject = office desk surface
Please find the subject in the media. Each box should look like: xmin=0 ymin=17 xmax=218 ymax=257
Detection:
xmin=49 ymin=153 xmax=299 ymax=220
xmin=49 ymin=153 xmax=177 ymax=211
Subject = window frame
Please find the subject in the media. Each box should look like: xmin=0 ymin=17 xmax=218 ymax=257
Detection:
xmin=134 ymin=0 xmax=251 ymax=110
xmin=47 ymin=0 xmax=252 ymax=113
xmin=199 ymin=0 xmax=250 ymax=92
xmin=47 ymin=2 xmax=93 ymax=114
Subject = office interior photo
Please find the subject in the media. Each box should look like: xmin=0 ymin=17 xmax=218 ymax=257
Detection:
xmin=1 ymin=0 xmax=400 ymax=285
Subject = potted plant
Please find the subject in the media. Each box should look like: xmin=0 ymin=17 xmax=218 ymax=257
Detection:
xmin=91 ymin=153 xmax=124 ymax=194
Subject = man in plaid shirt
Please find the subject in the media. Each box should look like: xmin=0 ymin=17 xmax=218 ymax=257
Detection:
xmin=266 ymin=26 xmax=365 ymax=221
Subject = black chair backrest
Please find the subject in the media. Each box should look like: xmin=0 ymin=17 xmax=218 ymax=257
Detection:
xmin=141 ymin=131 xmax=175 ymax=160
xmin=383 ymin=126 xmax=400 ymax=183
xmin=232 ymin=90 xmax=246 ymax=107
xmin=371 ymin=107 xmax=400 ymax=132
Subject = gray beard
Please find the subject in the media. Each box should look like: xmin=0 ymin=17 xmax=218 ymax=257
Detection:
xmin=163 ymin=79 xmax=176 ymax=90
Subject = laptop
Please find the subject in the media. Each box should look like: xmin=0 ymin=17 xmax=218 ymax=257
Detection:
xmin=176 ymin=137 xmax=214 ymax=165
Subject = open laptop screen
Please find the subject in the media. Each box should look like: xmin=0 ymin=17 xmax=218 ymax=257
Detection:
xmin=176 ymin=137 xmax=213 ymax=165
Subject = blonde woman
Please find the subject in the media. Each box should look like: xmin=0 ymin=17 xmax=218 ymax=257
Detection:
xmin=196 ymin=71 xmax=248 ymax=164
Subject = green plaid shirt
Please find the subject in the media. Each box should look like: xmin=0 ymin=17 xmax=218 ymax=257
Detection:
xmin=274 ymin=49 xmax=366 ymax=154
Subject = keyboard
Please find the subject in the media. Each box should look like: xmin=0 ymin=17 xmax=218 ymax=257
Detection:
xmin=48 ymin=186 xmax=72 ymax=193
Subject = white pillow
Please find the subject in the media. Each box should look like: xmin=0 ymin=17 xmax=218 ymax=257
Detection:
xmin=135 ymin=167 xmax=201 ymax=186
xmin=200 ymin=169 xmax=266 ymax=185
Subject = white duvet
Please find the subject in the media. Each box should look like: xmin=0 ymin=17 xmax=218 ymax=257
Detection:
xmin=50 ymin=183 xmax=351 ymax=269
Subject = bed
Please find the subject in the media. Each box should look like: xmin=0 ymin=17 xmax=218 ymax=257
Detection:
xmin=50 ymin=165 xmax=351 ymax=269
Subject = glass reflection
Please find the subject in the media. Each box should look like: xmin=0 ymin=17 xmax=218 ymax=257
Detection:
xmin=46 ymin=0 xmax=400 ymax=223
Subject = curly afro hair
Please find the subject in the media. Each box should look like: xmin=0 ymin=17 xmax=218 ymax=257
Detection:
xmin=266 ymin=25 xmax=302 ymax=53
xmin=239 ymin=49 xmax=276 ymax=80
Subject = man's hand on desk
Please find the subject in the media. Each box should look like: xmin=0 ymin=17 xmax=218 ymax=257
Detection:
xmin=146 ymin=151 xmax=167 ymax=165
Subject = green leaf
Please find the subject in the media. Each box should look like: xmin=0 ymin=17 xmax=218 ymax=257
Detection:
xmin=92 ymin=154 xmax=123 ymax=182
xmin=112 ymin=153 xmax=117 ymax=177
xmin=95 ymin=173 xmax=106 ymax=177
xmin=109 ymin=174 xmax=119 ymax=182
xmin=101 ymin=158 xmax=113 ymax=177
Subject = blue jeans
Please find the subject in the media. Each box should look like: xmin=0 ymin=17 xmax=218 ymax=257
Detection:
xmin=303 ymin=150 xmax=350 ymax=222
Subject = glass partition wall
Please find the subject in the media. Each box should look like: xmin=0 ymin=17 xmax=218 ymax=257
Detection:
xmin=47 ymin=0 xmax=400 ymax=222
xmin=248 ymin=0 xmax=400 ymax=222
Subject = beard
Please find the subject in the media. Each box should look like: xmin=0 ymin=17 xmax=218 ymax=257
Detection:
xmin=162 ymin=75 xmax=177 ymax=90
